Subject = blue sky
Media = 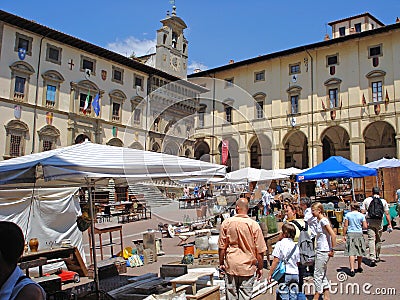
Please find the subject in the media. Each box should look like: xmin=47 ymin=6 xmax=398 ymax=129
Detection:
xmin=2 ymin=0 xmax=400 ymax=73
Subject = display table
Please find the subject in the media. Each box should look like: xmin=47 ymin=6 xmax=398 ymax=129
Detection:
xmin=178 ymin=197 xmax=206 ymax=209
xmin=88 ymin=223 xmax=123 ymax=263
xmin=19 ymin=246 xmax=88 ymax=276
xmin=170 ymin=270 xmax=215 ymax=294
xmin=176 ymin=231 xmax=196 ymax=245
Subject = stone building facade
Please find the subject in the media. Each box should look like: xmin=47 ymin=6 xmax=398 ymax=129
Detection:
xmin=189 ymin=13 xmax=400 ymax=170
xmin=0 ymin=8 xmax=202 ymax=160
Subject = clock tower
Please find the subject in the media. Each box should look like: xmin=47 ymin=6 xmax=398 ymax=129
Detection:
xmin=155 ymin=5 xmax=188 ymax=78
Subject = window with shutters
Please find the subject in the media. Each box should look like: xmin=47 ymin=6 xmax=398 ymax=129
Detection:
xmin=42 ymin=70 xmax=64 ymax=109
xmin=46 ymin=43 xmax=62 ymax=64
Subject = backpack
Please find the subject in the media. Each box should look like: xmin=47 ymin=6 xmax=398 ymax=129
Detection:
xmin=291 ymin=220 xmax=315 ymax=266
xmin=367 ymin=196 xmax=385 ymax=219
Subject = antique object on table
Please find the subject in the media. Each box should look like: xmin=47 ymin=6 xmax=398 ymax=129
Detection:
xmin=29 ymin=238 xmax=39 ymax=252
xmin=335 ymin=210 xmax=344 ymax=223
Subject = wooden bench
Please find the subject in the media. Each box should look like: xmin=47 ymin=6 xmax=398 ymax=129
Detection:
xmin=186 ymin=285 xmax=220 ymax=300
xmin=170 ymin=271 xmax=214 ymax=294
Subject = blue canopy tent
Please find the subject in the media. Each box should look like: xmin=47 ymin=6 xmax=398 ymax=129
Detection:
xmin=296 ymin=156 xmax=377 ymax=201
xmin=296 ymin=156 xmax=377 ymax=182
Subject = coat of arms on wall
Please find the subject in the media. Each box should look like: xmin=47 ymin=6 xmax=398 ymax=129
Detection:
xmin=46 ymin=112 xmax=53 ymax=125
xmin=18 ymin=48 xmax=26 ymax=60
xmin=14 ymin=105 xmax=21 ymax=119
xmin=101 ymin=70 xmax=107 ymax=81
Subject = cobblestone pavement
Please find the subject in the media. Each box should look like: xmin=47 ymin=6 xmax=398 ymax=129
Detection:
xmin=76 ymin=203 xmax=400 ymax=299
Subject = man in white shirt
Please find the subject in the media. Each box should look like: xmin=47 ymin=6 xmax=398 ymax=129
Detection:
xmin=261 ymin=188 xmax=274 ymax=215
xmin=361 ymin=187 xmax=392 ymax=266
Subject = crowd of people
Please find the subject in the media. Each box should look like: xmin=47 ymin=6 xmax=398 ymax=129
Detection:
xmin=218 ymin=186 xmax=395 ymax=300
xmin=182 ymin=184 xmax=213 ymax=199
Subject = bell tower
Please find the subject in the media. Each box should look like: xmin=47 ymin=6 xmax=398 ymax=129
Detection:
xmin=155 ymin=5 xmax=188 ymax=78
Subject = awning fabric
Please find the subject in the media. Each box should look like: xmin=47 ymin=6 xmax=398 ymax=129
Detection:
xmin=0 ymin=141 xmax=226 ymax=186
xmin=296 ymin=156 xmax=377 ymax=182
xmin=226 ymin=167 xmax=287 ymax=182
xmin=364 ymin=157 xmax=400 ymax=169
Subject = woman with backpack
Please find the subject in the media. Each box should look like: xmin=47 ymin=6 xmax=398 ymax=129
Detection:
xmin=311 ymin=202 xmax=336 ymax=300
xmin=284 ymin=203 xmax=306 ymax=242
xmin=343 ymin=202 xmax=367 ymax=276
xmin=267 ymin=223 xmax=300 ymax=300
xmin=284 ymin=203 xmax=313 ymax=293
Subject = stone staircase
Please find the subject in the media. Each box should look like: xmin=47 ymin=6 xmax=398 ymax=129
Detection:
xmin=128 ymin=183 xmax=173 ymax=209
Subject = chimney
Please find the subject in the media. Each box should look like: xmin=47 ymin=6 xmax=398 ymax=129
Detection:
xmin=229 ymin=59 xmax=234 ymax=64
xmin=324 ymin=33 xmax=330 ymax=41
xmin=396 ymin=17 xmax=400 ymax=23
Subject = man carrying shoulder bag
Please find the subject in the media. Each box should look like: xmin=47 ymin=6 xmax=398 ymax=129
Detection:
xmin=361 ymin=187 xmax=392 ymax=266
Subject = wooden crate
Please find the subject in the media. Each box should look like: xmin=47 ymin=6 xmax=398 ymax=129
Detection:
xmin=32 ymin=275 xmax=61 ymax=294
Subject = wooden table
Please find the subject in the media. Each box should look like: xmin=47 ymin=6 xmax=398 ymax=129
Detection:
xmin=88 ymin=223 xmax=123 ymax=263
xmin=19 ymin=246 xmax=88 ymax=276
xmin=264 ymin=231 xmax=281 ymax=258
xmin=177 ymin=231 xmax=196 ymax=245
xmin=170 ymin=270 xmax=215 ymax=294
xmin=178 ymin=197 xmax=205 ymax=209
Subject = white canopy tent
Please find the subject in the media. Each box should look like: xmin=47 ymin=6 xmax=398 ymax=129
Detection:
xmin=273 ymin=167 xmax=304 ymax=177
xmin=225 ymin=167 xmax=288 ymax=183
xmin=364 ymin=157 xmax=400 ymax=169
xmin=0 ymin=141 xmax=226 ymax=187
xmin=0 ymin=187 xmax=85 ymax=271
xmin=0 ymin=141 xmax=226 ymax=293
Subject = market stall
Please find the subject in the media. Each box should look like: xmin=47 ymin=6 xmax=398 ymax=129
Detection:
xmin=0 ymin=141 xmax=226 ymax=294
xmin=297 ymin=156 xmax=377 ymax=200
xmin=363 ymin=157 xmax=400 ymax=202
xmin=296 ymin=156 xmax=377 ymax=234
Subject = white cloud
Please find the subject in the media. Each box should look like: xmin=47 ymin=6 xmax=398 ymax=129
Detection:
xmin=188 ymin=61 xmax=208 ymax=74
xmin=106 ymin=36 xmax=156 ymax=57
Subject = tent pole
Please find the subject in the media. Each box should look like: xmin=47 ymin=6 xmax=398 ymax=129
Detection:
xmin=86 ymin=178 xmax=100 ymax=298
xmin=351 ymin=177 xmax=356 ymax=202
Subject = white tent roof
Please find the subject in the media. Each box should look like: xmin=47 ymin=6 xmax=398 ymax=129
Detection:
xmin=178 ymin=177 xmax=225 ymax=184
xmin=0 ymin=141 xmax=226 ymax=186
xmin=364 ymin=157 xmax=400 ymax=169
xmin=273 ymin=167 xmax=304 ymax=176
xmin=225 ymin=167 xmax=287 ymax=182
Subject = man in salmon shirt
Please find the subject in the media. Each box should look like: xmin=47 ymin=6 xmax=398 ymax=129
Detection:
xmin=218 ymin=198 xmax=267 ymax=299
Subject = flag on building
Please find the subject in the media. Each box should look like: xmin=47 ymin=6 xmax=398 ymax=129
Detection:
xmin=362 ymin=93 xmax=366 ymax=106
xmin=385 ymin=90 xmax=390 ymax=105
xmin=92 ymin=93 xmax=101 ymax=116
xmin=321 ymin=98 xmax=326 ymax=111
xmin=221 ymin=140 xmax=229 ymax=165
xmin=83 ymin=89 xmax=90 ymax=114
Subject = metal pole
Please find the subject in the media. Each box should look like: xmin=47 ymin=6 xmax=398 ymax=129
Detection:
xmin=32 ymin=35 xmax=47 ymax=154
xmin=212 ymin=75 xmax=216 ymax=163
xmin=305 ymin=49 xmax=314 ymax=167
xmin=86 ymin=178 xmax=100 ymax=296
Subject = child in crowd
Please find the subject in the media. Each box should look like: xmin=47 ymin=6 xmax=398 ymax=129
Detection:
xmin=343 ymin=202 xmax=367 ymax=276
xmin=311 ymin=202 xmax=336 ymax=300
xmin=268 ymin=223 xmax=300 ymax=300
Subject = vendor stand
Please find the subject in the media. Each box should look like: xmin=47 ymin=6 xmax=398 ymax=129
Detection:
xmin=296 ymin=156 xmax=377 ymax=234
